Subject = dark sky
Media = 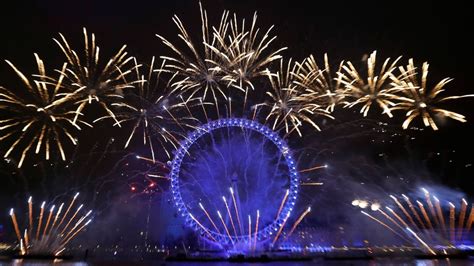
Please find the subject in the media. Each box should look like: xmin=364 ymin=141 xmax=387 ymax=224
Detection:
xmin=1 ymin=0 xmax=472 ymax=75
xmin=0 ymin=0 xmax=473 ymax=248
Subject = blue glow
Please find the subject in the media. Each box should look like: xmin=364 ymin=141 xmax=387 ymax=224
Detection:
xmin=169 ymin=118 xmax=300 ymax=247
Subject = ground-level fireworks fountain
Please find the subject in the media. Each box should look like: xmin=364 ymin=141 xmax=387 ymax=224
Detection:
xmin=354 ymin=188 xmax=474 ymax=255
xmin=8 ymin=193 xmax=92 ymax=258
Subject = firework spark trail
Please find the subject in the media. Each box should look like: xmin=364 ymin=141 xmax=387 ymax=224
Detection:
xmin=42 ymin=205 xmax=56 ymax=237
xmin=199 ymin=98 xmax=210 ymax=122
xmin=272 ymin=212 xmax=290 ymax=246
xmin=55 ymin=247 xmax=66 ymax=256
xmin=28 ymin=197 xmax=33 ymax=238
xmin=449 ymin=202 xmax=455 ymax=243
xmin=59 ymin=204 xmax=84 ymax=235
xmin=253 ymin=210 xmax=260 ymax=251
xmin=23 ymin=229 xmax=29 ymax=248
xmin=49 ymin=203 xmax=64 ymax=233
xmin=300 ymin=182 xmax=324 ymax=186
xmin=227 ymin=97 xmax=232 ymax=119
xmin=275 ymin=189 xmax=289 ymax=219
xmin=20 ymin=240 xmax=25 ymax=255
xmin=361 ymin=211 xmax=410 ymax=243
xmin=62 ymin=210 xmax=92 ymax=241
xmin=222 ymin=196 xmax=238 ymax=237
xmin=57 ymin=219 xmax=93 ymax=252
xmin=57 ymin=192 xmax=79 ymax=229
xmin=248 ymin=215 xmax=252 ymax=250
xmin=457 ymin=199 xmax=467 ymax=240
xmin=199 ymin=203 xmax=220 ymax=234
xmin=299 ymin=164 xmax=327 ymax=173
xmin=189 ymin=214 xmax=217 ymax=243
xmin=217 ymin=211 xmax=233 ymax=242
xmin=433 ymin=196 xmax=447 ymax=237
xmin=229 ymin=187 xmax=243 ymax=235
xmin=135 ymin=155 xmax=157 ymax=164
xmin=35 ymin=201 xmax=46 ymax=240
xmin=285 ymin=207 xmax=311 ymax=240
xmin=390 ymin=195 xmax=417 ymax=228
xmin=378 ymin=209 xmax=405 ymax=231
xmin=406 ymin=227 xmax=437 ymax=255
xmin=147 ymin=173 xmax=170 ymax=180
xmin=417 ymin=200 xmax=433 ymax=230
xmin=386 ymin=207 xmax=409 ymax=228
xmin=163 ymin=106 xmax=188 ymax=132
xmin=422 ymin=189 xmax=439 ymax=227
xmin=403 ymin=194 xmax=426 ymax=229
xmin=465 ymin=204 xmax=474 ymax=238
xmin=9 ymin=209 xmax=22 ymax=244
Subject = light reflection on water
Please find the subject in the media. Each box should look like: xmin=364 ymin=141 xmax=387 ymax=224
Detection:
xmin=2 ymin=259 xmax=88 ymax=266
xmin=1 ymin=258 xmax=474 ymax=266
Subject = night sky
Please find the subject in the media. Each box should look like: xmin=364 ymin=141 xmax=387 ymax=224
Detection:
xmin=0 ymin=0 xmax=473 ymax=252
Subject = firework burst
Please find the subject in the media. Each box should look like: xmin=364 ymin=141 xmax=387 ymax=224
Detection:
xmin=338 ymin=50 xmax=403 ymax=117
xmin=98 ymin=57 xmax=198 ymax=160
xmin=157 ymin=3 xmax=286 ymax=112
xmin=209 ymin=11 xmax=287 ymax=108
xmin=156 ymin=3 xmax=231 ymax=105
xmin=53 ymin=27 xmax=136 ymax=126
xmin=0 ymin=55 xmax=90 ymax=168
xmin=390 ymin=59 xmax=474 ymax=130
xmin=293 ymin=54 xmax=345 ymax=113
xmin=259 ymin=59 xmax=333 ymax=136
xmin=9 ymin=193 xmax=92 ymax=256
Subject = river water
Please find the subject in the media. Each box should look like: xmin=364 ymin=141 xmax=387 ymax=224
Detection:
xmin=1 ymin=258 xmax=474 ymax=266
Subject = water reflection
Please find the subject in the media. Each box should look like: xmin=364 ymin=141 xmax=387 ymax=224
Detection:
xmin=9 ymin=259 xmax=88 ymax=266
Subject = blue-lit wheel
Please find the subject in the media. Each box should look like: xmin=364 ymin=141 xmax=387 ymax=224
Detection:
xmin=169 ymin=118 xmax=299 ymax=247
